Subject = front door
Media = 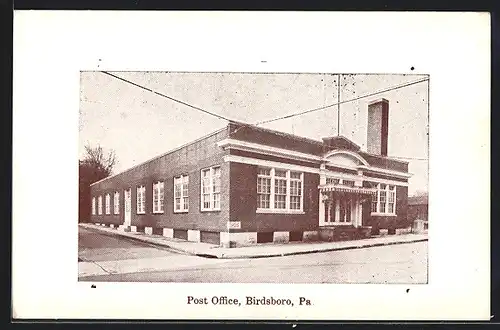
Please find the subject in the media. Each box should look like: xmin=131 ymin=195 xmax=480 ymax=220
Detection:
xmin=124 ymin=188 xmax=131 ymax=226
xmin=320 ymin=192 xmax=361 ymax=226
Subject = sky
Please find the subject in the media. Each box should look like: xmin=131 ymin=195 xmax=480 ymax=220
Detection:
xmin=79 ymin=72 xmax=429 ymax=195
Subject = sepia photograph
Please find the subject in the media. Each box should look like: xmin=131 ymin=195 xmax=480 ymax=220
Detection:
xmin=78 ymin=72 xmax=429 ymax=284
xmin=13 ymin=10 xmax=490 ymax=320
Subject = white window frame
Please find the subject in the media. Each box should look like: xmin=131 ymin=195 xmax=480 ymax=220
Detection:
xmin=137 ymin=185 xmax=146 ymax=214
xmin=98 ymin=196 xmax=102 ymax=215
xmin=92 ymin=197 xmax=96 ymax=215
xmin=105 ymin=193 xmax=111 ymax=215
xmin=174 ymin=175 xmax=189 ymax=213
xmin=153 ymin=181 xmax=165 ymax=214
xmin=200 ymin=166 xmax=221 ymax=211
xmin=114 ymin=191 xmax=120 ymax=215
xmin=371 ymin=183 xmax=397 ymax=216
xmin=256 ymin=167 xmax=304 ymax=214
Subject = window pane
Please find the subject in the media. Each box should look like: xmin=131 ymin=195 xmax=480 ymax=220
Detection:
xmin=258 ymin=168 xmax=271 ymax=176
xmin=326 ymin=178 xmax=340 ymax=185
xmin=212 ymin=193 xmax=220 ymax=209
xmin=343 ymin=180 xmax=355 ymax=187
xmin=290 ymin=196 xmax=301 ymax=209
xmin=290 ymin=171 xmax=301 ymax=179
xmin=213 ymin=167 xmax=221 ymax=176
xmin=257 ymin=177 xmax=271 ymax=193
xmin=183 ymin=197 xmax=189 ymax=210
xmin=275 ymin=195 xmax=286 ymax=209
xmin=275 ymin=179 xmax=287 ymax=194
xmin=257 ymin=194 xmax=270 ymax=208
xmin=275 ymin=169 xmax=286 ymax=177
xmin=380 ymin=203 xmax=386 ymax=213
xmin=174 ymin=183 xmax=181 ymax=198
xmin=203 ymin=194 xmax=211 ymax=209
xmin=290 ymin=181 xmax=301 ymax=196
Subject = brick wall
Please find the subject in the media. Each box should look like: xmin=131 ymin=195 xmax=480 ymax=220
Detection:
xmin=90 ymin=128 xmax=230 ymax=232
xmin=229 ymin=162 xmax=320 ymax=233
xmin=361 ymin=184 xmax=409 ymax=230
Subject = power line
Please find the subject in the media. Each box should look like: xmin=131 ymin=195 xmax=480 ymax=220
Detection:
xmin=101 ymin=71 xmax=235 ymax=122
xmin=99 ymin=71 xmax=428 ymax=162
xmin=255 ymin=77 xmax=429 ymax=125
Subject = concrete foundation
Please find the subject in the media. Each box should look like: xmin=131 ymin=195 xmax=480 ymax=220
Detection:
xmin=163 ymin=228 xmax=173 ymax=238
xmin=187 ymin=229 xmax=201 ymax=242
xmin=302 ymin=231 xmax=319 ymax=242
xmin=273 ymin=231 xmax=290 ymax=244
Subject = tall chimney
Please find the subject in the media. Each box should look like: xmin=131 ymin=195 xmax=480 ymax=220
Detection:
xmin=366 ymin=98 xmax=389 ymax=156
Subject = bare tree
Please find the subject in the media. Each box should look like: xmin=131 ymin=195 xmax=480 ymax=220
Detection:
xmin=81 ymin=144 xmax=117 ymax=178
xmin=79 ymin=144 xmax=117 ymax=222
xmin=411 ymin=190 xmax=428 ymax=197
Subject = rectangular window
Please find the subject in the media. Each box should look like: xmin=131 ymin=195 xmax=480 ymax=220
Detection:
xmin=257 ymin=167 xmax=303 ymax=212
xmin=326 ymin=177 xmax=340 ymax=185
xmin=371 ymin=193 xmax=378 ymax=213
xmin=137 ymin=185 xmax=145 ymax=214
xmin=388 ymin=186 xmax=396 ymax=214
xmin=114 ymin=191 xmax=120 ymax=215
xmin=289 ymin=171 xmax=302 ymax=210
xmin=98 ymin=196 xmax=102 ymax=215
xmin=371 ymin=183 xmax=396 ymax=215
xmin=201 ymin=166 xmax=221 ymax=211
xmin=257 ymin=169 xmax=272 ymax=209
xmin=342 ymin=180 xmax=355 ymax=187
xmin=92 ymin=197 xmax=96 ymax=215
xmin=174 ymin=175 xmax=189 ymax=212
xmin=153 ymin=181 xmax=165 ymax=213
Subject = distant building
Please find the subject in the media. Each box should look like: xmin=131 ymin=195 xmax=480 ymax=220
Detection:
xmin=89 ymin=98 xmax=412 ymax=247
xmin=407 ymin=195 xmax=428 ymax=223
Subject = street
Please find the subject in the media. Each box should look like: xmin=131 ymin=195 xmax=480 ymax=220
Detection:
xmin=79 ymin=227 xmax=427 ymax=284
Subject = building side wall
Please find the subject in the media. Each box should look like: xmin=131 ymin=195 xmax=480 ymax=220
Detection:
xmin=229 ymin=162 xmax=320 ymax=233
xmin=90 ymin=128 xmax=230 ymax=232
xmin=361 ymin=185 xmax=408 ymax=230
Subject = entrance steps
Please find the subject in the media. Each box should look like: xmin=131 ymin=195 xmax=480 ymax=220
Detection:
xmin=319 ymin=226 xmax=372 ymax=242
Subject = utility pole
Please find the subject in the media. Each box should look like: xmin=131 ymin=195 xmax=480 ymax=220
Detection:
xmin=337 ymin=73 xmax=341 ymax=136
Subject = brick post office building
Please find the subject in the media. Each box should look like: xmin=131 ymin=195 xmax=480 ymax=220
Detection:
xmin=90 ymin=98 xmax=411 ymax=247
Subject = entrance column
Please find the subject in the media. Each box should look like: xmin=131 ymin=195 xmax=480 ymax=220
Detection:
xmin=319 ymin=190 xmax=325 ymax=226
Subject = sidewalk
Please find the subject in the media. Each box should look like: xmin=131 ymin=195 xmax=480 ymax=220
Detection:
xmin=79 ymin=223 xmax=428 ymax=259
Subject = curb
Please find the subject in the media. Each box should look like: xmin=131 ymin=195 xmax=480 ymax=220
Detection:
xmin=79 ymin=225 xmax=196 ymax=256
xmin=209 ymin=238 xmax=429 ymax=259
xmin=80 ymin=224 xmax=428 ymax=260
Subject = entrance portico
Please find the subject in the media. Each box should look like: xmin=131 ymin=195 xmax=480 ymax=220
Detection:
xmin=319 ymin=184 xmax=377 ymax=228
